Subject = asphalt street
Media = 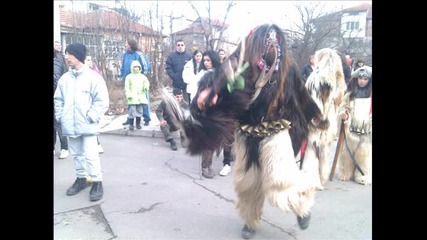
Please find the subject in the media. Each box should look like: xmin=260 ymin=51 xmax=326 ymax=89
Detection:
xmin=53 ymin=113 xmax=372 ymax=240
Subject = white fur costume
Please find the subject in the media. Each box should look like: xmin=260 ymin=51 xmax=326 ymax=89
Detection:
xmin=233 ymin=129 xmax=316 ymax=231
xmin=337 ymin=95 xmax=372 ymax=185
xmin=180 ymin=24 xmax=325 ymax=238
xmin=302 ymin=48 xmax=347 ymax=190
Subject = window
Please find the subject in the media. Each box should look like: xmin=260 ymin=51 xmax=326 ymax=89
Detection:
xmin=88 ymin=3 xmax=100 ymax=11
xmin=63 ymin=33 xmax=103 ymax=57
xmin=104 ymin=40 xmax=124 ymax=59
xmin=346 ymin=21 xmax=360 ymax=31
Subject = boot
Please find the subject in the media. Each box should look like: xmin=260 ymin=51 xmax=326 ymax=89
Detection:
xmin=242 ymin=225 xmax=256 ymax=239
xmin=90 ymin=181 xmax=103 ymax=201
xmin=129 ymin=118 xmax=135 ymax=130
xmin=297 ymin=212 xmax=311 ymax=230
xmin=122 ymin=117 xmax=130 ymax=125
xmin=202 ymin=167 xmax=215 ymax=179
xmin=66 ymin=177 xmax=88 ymax=196
xmin=168 ymin=139 xmax=178 ymax=151
xmin=136 ymin=117 xmax=142 ymax=130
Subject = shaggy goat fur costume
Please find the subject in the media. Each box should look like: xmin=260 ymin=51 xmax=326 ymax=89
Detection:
xmin=174 ymin=24 xmax=328 ymax=238
xmin=337 ymin=66 xmax=372 ymax=185
xmin=302 ymin=48 xmax=347 ymax=190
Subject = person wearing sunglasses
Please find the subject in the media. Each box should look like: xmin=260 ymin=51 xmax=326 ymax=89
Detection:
xmin=165 ymin=40 xmax=192 ymax=103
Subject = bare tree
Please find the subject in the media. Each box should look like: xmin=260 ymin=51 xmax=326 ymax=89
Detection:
xmin=167 ymin=14 xmax=185 ymax=46
xmin=61 ymin=0 xmax=173 ymax=113
xmin=286 ymin=2 xmax=372 ymax=68
xmin=213 ymin=1 xmax=236 ymax=50
xmin=187 ymin=0 xmax=235 ymax=51
xmin=148 ymin=1 xmax=169 ymax=93
xmin=286 ymin=2 xmax=333 ymax=67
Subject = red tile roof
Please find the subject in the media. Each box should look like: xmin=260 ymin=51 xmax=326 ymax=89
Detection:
xmin=59 ymin=8 xmax=159 ymax=36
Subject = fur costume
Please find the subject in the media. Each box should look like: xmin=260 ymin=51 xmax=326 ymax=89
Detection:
xmin=337 ymin=66 xmax=372 ymax=185
xmin=302 ymin=48 xmax=347 ymax=190
xmin=177 ymin=24 xmax=327 ymax=239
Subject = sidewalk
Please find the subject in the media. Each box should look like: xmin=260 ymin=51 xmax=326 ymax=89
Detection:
xmin=99 ymin=112 xmax=179 ymax=139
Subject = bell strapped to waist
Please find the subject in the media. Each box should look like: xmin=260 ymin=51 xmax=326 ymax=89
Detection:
xmin=239 ymin=119 xmax=291 ymax=137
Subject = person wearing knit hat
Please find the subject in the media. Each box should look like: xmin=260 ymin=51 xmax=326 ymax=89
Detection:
xmin=351 ymin=65 xmax=372 ymax=79
xmin=65 ymin=43 xmax=87 ymax=63
xmin=54 ymin=42 xmax=109 ymax=202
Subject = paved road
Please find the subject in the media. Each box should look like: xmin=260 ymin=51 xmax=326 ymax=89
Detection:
xmin=54 ymin=114 xmax=372 ymax=240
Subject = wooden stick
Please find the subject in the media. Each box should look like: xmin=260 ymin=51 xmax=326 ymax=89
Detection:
xmin=329 ymin=121 xmax=345 ymax=181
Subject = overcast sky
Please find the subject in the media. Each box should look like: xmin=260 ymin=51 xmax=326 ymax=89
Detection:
xmin=123 ymin=1 xmax=371 ymax=39
xmin=58 ymin=0 xmax=371 ymax=41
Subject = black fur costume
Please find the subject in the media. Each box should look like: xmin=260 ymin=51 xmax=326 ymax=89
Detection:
xmin=183 ymin=24 xmax=323 ymax=169
xmin=180 ymin=24 xmax=326 ymax=238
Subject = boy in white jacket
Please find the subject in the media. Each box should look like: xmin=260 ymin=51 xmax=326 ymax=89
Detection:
xmin=54 ymin=43 xmax=109 ymax=202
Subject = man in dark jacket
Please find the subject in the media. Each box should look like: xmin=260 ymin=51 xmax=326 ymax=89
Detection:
xmin=301 ymin=55 xmax=315 ymax=83
xmin=54 ymin=48 xmax=69 ymax=159
xmin=54 ymin=51 xmax=65 ymax=94
xmin=54 ymin=40 xmax=68 ymax=71
xmin=165 ymin=39 xmax=192 ymax=103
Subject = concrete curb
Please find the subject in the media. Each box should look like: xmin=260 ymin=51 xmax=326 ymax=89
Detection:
xmin=99 ymin=113 xmax=179 ymax=139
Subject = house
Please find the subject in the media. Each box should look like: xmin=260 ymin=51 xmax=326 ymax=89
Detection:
xmin=169 ymin=17 xmax=230 ymax=53
xmin=55 ymin=2 xmax=165 ymax=80
xmin=313 ymin=3 xmax=372 ymax=65
xmin=340 ymin=3 xmax=372 ymax=39
xmin=339 ymin=3 xmax=372 ymax=65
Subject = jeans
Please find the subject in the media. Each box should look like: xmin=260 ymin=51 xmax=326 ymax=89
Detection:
xmin=68 ymin=135 xmax=102 ymax=181
xmin=142 ymin=104 xmax=151 ymax=123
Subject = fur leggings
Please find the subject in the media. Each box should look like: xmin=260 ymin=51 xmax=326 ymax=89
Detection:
xmin=232 ymin=130 xmax=316 ymax=230
xmin=337 ymin=130 xmax=372 ymax=185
